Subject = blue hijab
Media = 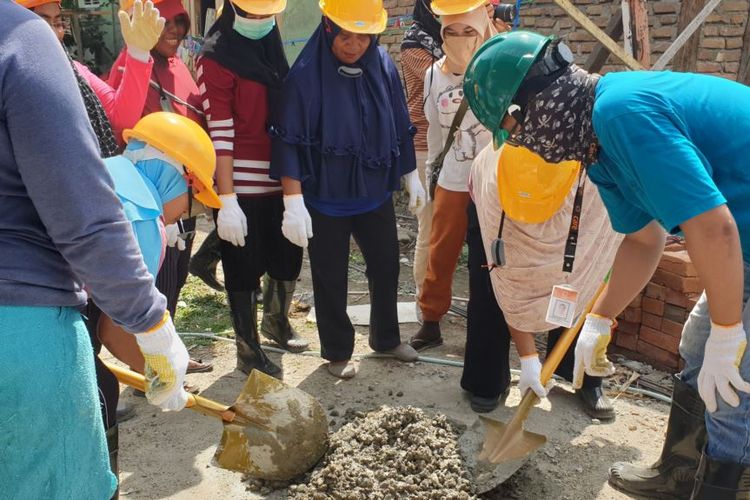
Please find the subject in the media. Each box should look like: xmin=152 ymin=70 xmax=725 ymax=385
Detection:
xmin=270 ymin=17 xmax=415 ymax=202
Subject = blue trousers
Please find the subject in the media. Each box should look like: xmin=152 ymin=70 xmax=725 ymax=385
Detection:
xmin=0 ymin=306 xmax=116 ymax=499
xmin=680 ymin=262 xmax=750 ymax=464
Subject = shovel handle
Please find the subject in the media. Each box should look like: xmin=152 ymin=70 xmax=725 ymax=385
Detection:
xmin=540 ymin=280 xmax=607 ymax=385
xmin=103 ymin=361 xmax=237 ymax=423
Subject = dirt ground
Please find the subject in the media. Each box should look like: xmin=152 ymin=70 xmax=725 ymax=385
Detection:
xmin=109 ymin=212 xmax=671 ymax=500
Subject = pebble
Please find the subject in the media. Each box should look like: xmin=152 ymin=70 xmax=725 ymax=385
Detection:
xmin=396 ymin=391 xmax=404 ymax=397
xmin=592 ymin=418 xmax=601 ymax=425
xmin=330 ymin=410 xmax=340 ymax=417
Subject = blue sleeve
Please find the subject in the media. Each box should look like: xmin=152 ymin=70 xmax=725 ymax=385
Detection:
xmin=595 ymin=110 xmax=727 ymax=233
xmin=270 ymin=135 xmax=302 ymax=181
xmin=4 ymin=18 xmax=165 ymax=332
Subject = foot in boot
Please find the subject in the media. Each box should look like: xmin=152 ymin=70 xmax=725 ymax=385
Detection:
xmin=470 ymin=388 xmax=510 ymax=414
xmin=378 ymin=343 xmax=418 ymax=362
xmin=260 ymin=278 xmax=309 ymax=352
xmin=408 ymin=321 xmax=443 ymax=351
xmin=237 ymin=355 xmax=281 ymax=377
xmin=328 ymin=360 xmax=358 ymax=379
xmin=577 ymin=385 xmax=615 ymax=420
xmin=608 ymin=375 xmax=706 ymax=499
xmin=691 ymin=452 xmax=750 ymax=499
xmin=188 ymin=258 xmax=224 ymax=292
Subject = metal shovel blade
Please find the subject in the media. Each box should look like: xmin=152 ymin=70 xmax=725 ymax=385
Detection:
xmin=214 ymin=369 xmax=329 ymax=481
xmin=479 ymin=410 xmax=546 ymax=463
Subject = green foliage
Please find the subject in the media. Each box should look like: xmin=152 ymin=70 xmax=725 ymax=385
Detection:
xmin=174 ymin=276 xmax=233 ymax=335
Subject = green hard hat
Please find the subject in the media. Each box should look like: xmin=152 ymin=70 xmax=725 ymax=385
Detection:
xmin=464 ymin=30 xmax=553 ymax=148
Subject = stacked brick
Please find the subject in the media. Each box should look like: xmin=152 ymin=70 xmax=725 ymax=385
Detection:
xmin=613 ymin=244 xmax=702 ymax=370
xmin=379 ymin=0 xmax=750 ymax=81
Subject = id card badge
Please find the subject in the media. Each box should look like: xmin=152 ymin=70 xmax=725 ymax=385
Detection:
xmin=545 ymin=285 xmax=579 ymax=328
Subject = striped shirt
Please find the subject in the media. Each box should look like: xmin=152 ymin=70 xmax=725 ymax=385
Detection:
xmin=401 ymin=48 xmax=435 ymax=153
xmin=196 ymin=57 xmax=282 ymax=197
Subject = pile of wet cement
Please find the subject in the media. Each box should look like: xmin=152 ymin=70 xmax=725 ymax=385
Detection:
xmin=288 ymin=405 xmax=476 ymax=499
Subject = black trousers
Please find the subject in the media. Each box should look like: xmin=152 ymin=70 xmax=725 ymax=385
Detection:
xmin=307 ymin=199 xmax=401 ymax=361
xmin=461 ymin=202 xmax=512 ymax=398
xmin=156 ymin=217 xmax=196 ymax=318
xmin=83 ymin=302 xmax=118 ymax=430
xmin=217 ymin=196 xmax=302 ymax=292
xmin=548 ymin=327 xmax=602 ymax=389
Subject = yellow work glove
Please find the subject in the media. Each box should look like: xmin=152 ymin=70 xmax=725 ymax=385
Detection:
xmin=698 ymin=322 xmax=750 ymax=413
xmin=119 ymin=0 xmax=165 ymax=62
xmin=573 ymin=313 xmax=616 ymax=389
xmin=135 ymin=312 xmax=189 ymax=411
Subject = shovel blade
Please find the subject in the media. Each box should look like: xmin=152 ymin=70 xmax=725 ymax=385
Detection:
xmin=479 ymin=415 xmax=547 ymax=463
xmin=214 ymin=369 xmax=329 ymax=481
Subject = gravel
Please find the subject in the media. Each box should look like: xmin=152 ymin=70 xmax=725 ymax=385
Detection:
xmin=289 ymin=405 xmax=476 ymax=499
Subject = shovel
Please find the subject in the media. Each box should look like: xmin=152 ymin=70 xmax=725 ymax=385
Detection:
xmin=478 ymin=280 xmax=608 ymax=464
xmin=105 ymin=362 xmax=329 ymax=481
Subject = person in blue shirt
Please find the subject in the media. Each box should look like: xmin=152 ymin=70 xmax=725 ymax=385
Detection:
xmin=463 ymin=30 xmax=750 ymax=499
xmin=270 ymin=0 xmax=426 ymax=379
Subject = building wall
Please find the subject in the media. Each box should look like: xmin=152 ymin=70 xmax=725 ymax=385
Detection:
xmin=380 ymin=0 xmax=749 ymax=80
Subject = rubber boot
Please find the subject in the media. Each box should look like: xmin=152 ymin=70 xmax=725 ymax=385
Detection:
xmin=106 ymin=424 xmax=119 ymax=500
xmin=260 ymin=277 xmax=308 ymax=352
xmin=691 ymin=452 xmax=750 ymax=499
xmin=227 ymin=290 xmax=281 ymax=377
xmin=609 ymin=375 xmax=706 ymax=499
xmin=189 ymin=229 xmax=224 ymax=292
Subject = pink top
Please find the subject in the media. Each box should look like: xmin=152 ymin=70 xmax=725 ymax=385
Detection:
xmin=74 ymin=52 xmax=152 ymax=143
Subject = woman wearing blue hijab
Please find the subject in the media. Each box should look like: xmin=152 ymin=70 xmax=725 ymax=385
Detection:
xmin=270 ymin=0 xmax=426 ymax=379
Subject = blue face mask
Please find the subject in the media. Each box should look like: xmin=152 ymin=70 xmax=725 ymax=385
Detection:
xmin=232 ymin=5 xmax=276 ymax=40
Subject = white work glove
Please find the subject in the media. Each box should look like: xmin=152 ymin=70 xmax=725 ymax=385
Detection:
xmin=573 ymin=314 xmax=616 ymax=389
xmin=119 ymin=0 xmax=165 ymax=63
xmin=282 ymin=194 xmax=313 ymax=248
xmin=135 ymin=312 xmax=189 ymax=411
xmin=217 ymin=193 xmax=247 ymax=247
xmin=403 ymin=170 xmax=426 ymax=214
xmin=698 ymin=322 xmax=750 ymax=413
xmin=165 ymin=223 xmax=186 ymax=251
xmin=518 ymin=354 xmax=548 ymax=398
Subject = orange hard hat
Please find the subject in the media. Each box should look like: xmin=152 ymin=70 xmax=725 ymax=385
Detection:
xmin=16 ymin=0 xmax=59 ymax=9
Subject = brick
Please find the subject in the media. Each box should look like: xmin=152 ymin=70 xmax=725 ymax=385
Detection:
xmin=617 ymin=319 xmax=641 ymax=336
xmin=665 ymin=288 xmax=689 ymax=308
xmin=702 ymin=25 xmax=720 ymax=36
xmin=640 ymin=325 xmax=681 ymax=353
xmin=717 ymin=50 xmax=742 ymax=63
xmin=643 ymin=312 xmax=664 ymax=330
xmin=725 ymin=61 xmax=740 ymax=74
xmin=661 ymin=318 xmax=685 ymax=338
xmin=686 ymin=294 xmax=701 ymax=311
xmin=664 ymin=304 xmax=688 ymax=323
xmin=652 ymin=26 xmax=677 ymax=39
xmin=699 ymin=48 xmax=720 ymax=61
xmin=629 ymin=293 xmax=643 ymax=308
xmin=722 ymin=0 xmax=749 ymax=12
xmin=645 ymin=283 xmax=667 ymax=301
xmin=660 ymin=14 xmax=678 ymax=25
xmin=637 ymin=340 xmax=680 ymax=369
xmin=616 ymin=330 xmax=639 ymax=351
xmin=726 ymin=38 xmax=744 ymax=49
xmin=586 ymin=4 xmax=605 ymax=15
xmin=620 ymin=306 xmax=643 ymax=323
xmin=701 ymin=37 xmax=726 ymax=49
xmin=652 ymin=1 xmax=680 ymax=13
xmin=659 ymin=251 xmax=698 ymax=277
xmin=642 ymin=297 xmax=666 ymax=316
xmin=719 ymin=25 xmax=746 ymax=37
xmin=651 ymin=269 xmax=703 ymax=293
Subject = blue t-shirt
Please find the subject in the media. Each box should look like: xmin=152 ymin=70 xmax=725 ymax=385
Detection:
xmin=588 ymin=71 xmax=750 ymax=262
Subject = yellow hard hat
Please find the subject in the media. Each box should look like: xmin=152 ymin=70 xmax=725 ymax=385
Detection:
xmin=430 ymin=0 xmax=485 ymax=16
xmin=319 ymin=0 xmax=388 ymax=34
xmin=230 ymin=0 xmax=286 ymax=15
xmin=123 ymin=112 xmax=222 ymax=209
xmin=497 ymin=144 xmax=581 ymax=224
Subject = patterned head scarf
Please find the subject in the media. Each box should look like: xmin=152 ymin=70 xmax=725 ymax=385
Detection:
xmin=513 ymin=65 xmax=600 ymax=164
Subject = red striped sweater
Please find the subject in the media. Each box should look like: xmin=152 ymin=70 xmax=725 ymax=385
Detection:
xmin=196 ymin=57 xmax=282 ymax=197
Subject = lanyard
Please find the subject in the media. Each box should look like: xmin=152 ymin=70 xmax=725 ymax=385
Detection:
xmin=562 ymin=166 xmax=587 ymax=273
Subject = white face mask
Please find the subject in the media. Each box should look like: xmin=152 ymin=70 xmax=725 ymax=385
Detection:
xmin=442 ymin=34 xmax=482 ymax=75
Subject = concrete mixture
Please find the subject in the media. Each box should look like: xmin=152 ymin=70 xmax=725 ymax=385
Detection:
xmin=289 ymin=405 xmax=476 ymax=499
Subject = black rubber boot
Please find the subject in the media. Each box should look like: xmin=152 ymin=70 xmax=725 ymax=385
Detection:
xmin=609 ymin=375 xmax=706 ymax=499
xmin=577 ymin=385 xmax=615 ymax=420
xmin=189 ymin=229 xmax=224 ymax=292
xmin=260 ymin=277 xmax=308 ymax=352
xmin=691 ymin=452 xmax=750 ymax=499
xmin=227 ymin=290 xmax=281 ymax=377
xmin=106 ymin=424 xmax=119 ymax=500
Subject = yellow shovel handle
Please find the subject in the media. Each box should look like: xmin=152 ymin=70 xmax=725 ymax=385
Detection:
xmin=104 ymin=361 xmax=236 ymax=423
xmin=540 ymin=280 xmax=607 ymax=385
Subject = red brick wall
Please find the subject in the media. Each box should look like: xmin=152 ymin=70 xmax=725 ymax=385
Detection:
xmin=612 ymin=242 xmax=702 ymax=371
xmin=381 ymin=0 xmax=750 ymax=80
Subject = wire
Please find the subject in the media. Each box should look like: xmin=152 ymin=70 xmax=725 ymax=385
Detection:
xmin=178 ymin=332 xmax=672 ymax=404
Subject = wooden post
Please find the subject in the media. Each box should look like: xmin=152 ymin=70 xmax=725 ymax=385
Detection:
xmin=584 ymin=3 xmax=624 ymax=72
xmin=738 ymin=4 xmax=750 ymax=84
xmin=622 ymin=0 xmax=634 ymax=56
xmin=629 ymin=0 xmax=651 ymax=67
xmin=671 ymin=0 xmax=708 ymax=71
